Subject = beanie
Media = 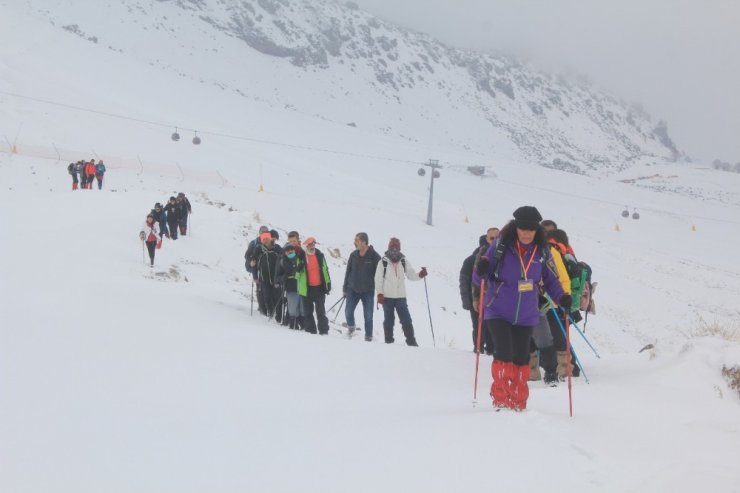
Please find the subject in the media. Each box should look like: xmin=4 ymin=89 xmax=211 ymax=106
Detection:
xmin=513 ymin=206 xmax=543 ymax=230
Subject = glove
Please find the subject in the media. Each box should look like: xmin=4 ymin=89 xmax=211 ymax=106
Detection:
xmin=570 ymin=310 xmax=583 ymax=323
xmin=419 ymin=267 xmax=428 ymax=278
xmin=559 ymin=294 xmax=573 ymax=310
xmin=377 ymin=293 xmax=385 ymax=305
xmin=476 ymin=257 xmax=490 ymax=277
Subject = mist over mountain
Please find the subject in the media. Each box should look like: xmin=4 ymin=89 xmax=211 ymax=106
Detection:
xmin=25 ymin=0 xmax=682 ymax=174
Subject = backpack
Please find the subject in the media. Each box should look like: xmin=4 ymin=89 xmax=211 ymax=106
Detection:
xmin=67 ymin=163 xmax=74 ymax=174
xmin=559 ymin=251 xmax=595 ymax=327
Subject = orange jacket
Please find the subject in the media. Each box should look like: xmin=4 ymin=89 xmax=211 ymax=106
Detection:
xmin=85 ymin=162 xmax=96 ymax=176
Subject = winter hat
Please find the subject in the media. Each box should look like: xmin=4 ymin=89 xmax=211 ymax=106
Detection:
xmin=154 ymin=202 xmax=162 ymax=209
xmin=513 ymin=206 xmax=543 ymax=231
xmin=303 ymin=236 xmax=317 ymax=247
xmin=283 ymin=242 xmax=295 ymax=251
xmin=388 ymin=237 xmax=401 ymax=251
xmin=259 ymin=232 xmax=272 ymax=242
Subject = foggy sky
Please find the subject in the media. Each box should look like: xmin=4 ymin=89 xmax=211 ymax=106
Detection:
xmin=355 ymin=0 xmax=740 ymax=163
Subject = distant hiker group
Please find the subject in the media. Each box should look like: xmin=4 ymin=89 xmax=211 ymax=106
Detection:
xmin=461 ymin=206 xmax=596 ymax=412
xmin=67 ymin=159 xmax=106 ymax=190
xmin=245 ymin=229 xmax=428 ymax=344
xmin=139 ymin=192 xmax=192 ymax=266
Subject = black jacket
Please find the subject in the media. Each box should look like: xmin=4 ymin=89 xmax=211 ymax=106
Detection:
xmin=276 ymin=254 xmax=299 ymax=293
xmin=164 ymin=202 xmax=180 ymax=223
xmin=176 ymin=198 xmax=192 ymax=218
xmin=459 ymin=245 xmax=486 ymax=311
xmin=257 ymin=244 xmax=280 ymax=285
xmin=343 ymin=246 xmax=381 ymax=294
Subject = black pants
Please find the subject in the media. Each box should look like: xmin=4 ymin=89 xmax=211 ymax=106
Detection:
xmin=302 ymin=286 xmax=328 ymax=334
xmin=261 ymin=283 xmax=282 ymax=318
xmin=145 ymin=240 xmax=156 ymax=265
xmin=470 ymin=309 xmax=494 ymax=353
xmin=547 ymin=309 xmax=567 ymax=351
xmin=167 ymin=221 xmax=179 ymax=240
xmin=486 ymin=319 xmax=533 ymax=366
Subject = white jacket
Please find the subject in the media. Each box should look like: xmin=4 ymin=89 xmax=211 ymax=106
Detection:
xmin=374 ymin=255 xmax=421 ymax=299
xmin=140 ymin=222 xmax=160 ymax=242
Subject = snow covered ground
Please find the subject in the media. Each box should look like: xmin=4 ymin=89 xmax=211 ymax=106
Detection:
xmin=1 ymin=2 xmax=740 ymax=492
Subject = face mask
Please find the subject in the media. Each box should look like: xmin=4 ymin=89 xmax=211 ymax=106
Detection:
xmin=287 ymin=252 xmax=296 ymax=259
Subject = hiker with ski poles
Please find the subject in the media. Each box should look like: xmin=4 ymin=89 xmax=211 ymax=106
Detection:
xmin=374 ymin=237 xmax=427 ymax=347
xmin=472 ymin=206 xmax=571 ymax=412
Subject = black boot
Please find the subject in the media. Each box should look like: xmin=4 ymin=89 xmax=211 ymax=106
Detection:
xmin=402 ymin=325 xmax=418 ymax=347
xmin=383 ymin=321 xmax=394 ymax=343
xmin=540 ymin=346 xmax=558 ymax=386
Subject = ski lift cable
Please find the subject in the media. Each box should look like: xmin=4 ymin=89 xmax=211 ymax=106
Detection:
xmin=494 ymin=177 xmax=740 ymax=225
xmin=0 ymin=90 xmax=428 ymax=167
xmin=3 ymin=90 xmax=739 ymax=225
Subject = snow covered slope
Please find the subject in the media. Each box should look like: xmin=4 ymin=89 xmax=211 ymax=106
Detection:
xmin=1 ymin=2 xmax=739 ymax=492
xmin=3 ymin=0 xmax=682 ymax=174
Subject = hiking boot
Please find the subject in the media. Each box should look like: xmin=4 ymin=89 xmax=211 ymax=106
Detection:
xmin=543 ymin=370 xmax=558 ymax=386
xmin=528 ymin=352 xmax=542 ymax=381
xmin=365 ymin=335 xmax=373 ymax=342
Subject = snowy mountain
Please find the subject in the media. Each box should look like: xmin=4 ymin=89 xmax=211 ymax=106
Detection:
xmin=1 ymin=1 xmax=740 ymax=492
xmin=13 ymin=0 xmax=681 ymax=174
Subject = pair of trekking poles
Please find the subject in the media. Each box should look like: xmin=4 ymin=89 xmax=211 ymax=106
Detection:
xmin=472 ymin=283 xmax=598 ymax=417
xmin=325 ymin=278 xmax=437 ymax=346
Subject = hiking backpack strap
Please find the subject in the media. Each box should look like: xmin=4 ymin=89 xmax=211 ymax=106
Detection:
xmin=382 ymin=258 xmax=406 ymax=278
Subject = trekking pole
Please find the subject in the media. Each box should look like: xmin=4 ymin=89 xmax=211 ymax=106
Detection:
xmin=141 ymin=239 xmax=146 ymax=265
xmin=473 ymin=280 xmax=486 ymax=405
xmin=332 ymin=296 xmax=346 ymax=324
xmin=568 ymin=316 xmax=601 ymax=359
xmin=565 ymin=314 xmax=573 ymax=417
xmin=327 ymin=295 xmax=346 ymax=314
xmin=548 ymin=306 xmax=590 ymax=384
xmin=250 ymin=278 xmax=254 ymax=316
xmin=423 ymin=278 xmax=436 ymax=348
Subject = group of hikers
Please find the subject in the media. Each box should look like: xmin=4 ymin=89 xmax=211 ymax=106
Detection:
xmin=461 ymin=206 xmax=595 ymax=411
xmin=135 ymin=194 xmax=593 ymax=412
xmin=245 ymin=228 xmax=428 ymax=344
xmin=244 ymin=205 xmax=594 ymax=413
xmin=67 ymin=159 xmax=106 ymax=190
xmin=139 ymin=193 xmax=193 ymax=266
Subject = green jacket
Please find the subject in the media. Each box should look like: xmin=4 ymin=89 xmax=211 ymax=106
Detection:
xmin=296 ymin=249 xmax=331 ymax=296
